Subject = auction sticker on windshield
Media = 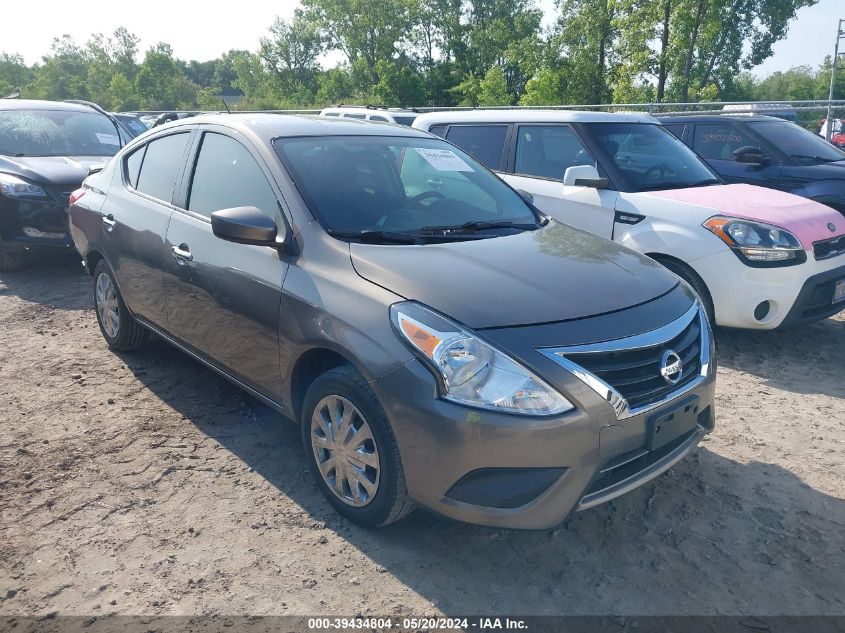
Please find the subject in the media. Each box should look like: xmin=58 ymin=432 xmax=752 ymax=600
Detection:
xmin=96 ymin=133 xmax=120 ymax=146
xmin=414 ymin=148 xmax=473 ymax=172
xmin=834 ymin=279 xmax=845 ymax=304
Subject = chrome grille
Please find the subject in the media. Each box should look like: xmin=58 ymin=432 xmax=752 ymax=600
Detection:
xmin=539 ymin=304 xmax=710 ymax=419
xmin=813 ymin=235 xmax=845 ymax=261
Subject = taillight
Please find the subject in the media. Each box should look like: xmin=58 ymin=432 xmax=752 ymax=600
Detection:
xmin=68 ymin=188 xmax=86 ymax=206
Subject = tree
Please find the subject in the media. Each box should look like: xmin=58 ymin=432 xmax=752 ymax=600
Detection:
xmin=0 ymin=53 xmax=32 ymax=96
xmin=302 ymin=0 xmax=415 ymax=86
xmin=261 ymin=12 xmax=322 ymax=102
xmin=136 ymin=43 xmax=192 ymax=109
xmin=477 ymin=65 xmax=512 ymax=105
xmin=556 ymin=0 xmax=620 ymax=105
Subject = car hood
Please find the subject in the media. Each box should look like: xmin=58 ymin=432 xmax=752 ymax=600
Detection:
xmin=0 ymin=155 xmax=112 ymax=187
xmin=645 ymin=183 xmax=845 ymax=247
xmin=350 ymin=221 xmax=679 ymax=329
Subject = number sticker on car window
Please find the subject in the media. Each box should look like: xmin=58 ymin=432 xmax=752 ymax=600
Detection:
xmin=414 ymin=148 xmax=473 ymax=172
xmin=96 ymin=133 xmax=120 ymax=146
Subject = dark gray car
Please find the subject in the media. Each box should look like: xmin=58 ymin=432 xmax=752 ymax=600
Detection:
xmin=68 ymin=114 xmax=716 ymax=529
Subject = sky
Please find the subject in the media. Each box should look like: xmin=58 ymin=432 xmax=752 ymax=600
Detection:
xmin=3 ymin=0 xmax=843 ymax=78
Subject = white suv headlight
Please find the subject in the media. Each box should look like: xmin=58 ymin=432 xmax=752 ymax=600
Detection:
xmin=390 ymin=302 xmax=574 ymax=416
xmin=703 ymin=216 xmax=803 ymax=264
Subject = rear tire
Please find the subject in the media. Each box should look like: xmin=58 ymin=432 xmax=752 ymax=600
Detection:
xmin=92 ymin=260 xmax=147 ymax=352
xmin=301 ymin=365 xmax=414 ymax=527
xmin=0 ymin=249 xmax=26 ymax=272
xmin=653 ymin=256 xmax=715 ymax=325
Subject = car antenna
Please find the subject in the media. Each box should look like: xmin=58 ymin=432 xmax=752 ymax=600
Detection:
xmin=221 ymin=97 xmax=231 ymax=114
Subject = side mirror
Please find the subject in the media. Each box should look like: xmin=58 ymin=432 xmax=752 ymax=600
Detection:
xmin=732 ymin=146 xmax=768 ymax=165
xmin=516 ymin=189 xmax=534 ymax=205
xmin=211 ymin=206 xmax=279 ymax=246
xmin=563 ymin=164 xmax=610 ymax=188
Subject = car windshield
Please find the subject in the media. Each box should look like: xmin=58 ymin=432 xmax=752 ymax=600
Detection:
xmin=0 ymin=109 xmax=122 ymax=157
xmin=746 ymin=120 xmax=845 ymax=165
xmin=275 ymin=135 xmax=540 ymax=243
xmin=580 ymin=122 xmax=719 ymax=192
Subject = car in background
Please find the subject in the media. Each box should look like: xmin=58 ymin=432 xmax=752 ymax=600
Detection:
xmin=68 ymin=114 xmax=715 ymax=529
xmin=413 ymin=110 xmax=845 ymax=330
xmin=112 ymin=113 xmax=148 ymax=139
xmin=0 ymin=99 xmax=125 ymax=271
xmin=319 ymin=105 xmax=418 ymax=126
xmin=659 ymin=115 xmax=845 ymax=215
xmin=721 ymin=102 xmax=797 ymax=122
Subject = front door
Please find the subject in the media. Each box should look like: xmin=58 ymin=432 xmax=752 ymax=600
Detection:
xmin=162 ymin=130 xmax=289 ymax=400
xmin=503 ymin=124 xmax=617 ymax=239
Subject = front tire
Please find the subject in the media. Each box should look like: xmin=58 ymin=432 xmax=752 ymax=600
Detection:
xmin=0 ymin=248 xmax=26 ymax=272
xmin=654 ymin=256 xmax=715 ymax=325
xmin=92 ymin=260 xmax=147 ymax=352
xmin=301 ymin=365 xmax=414 ymax=527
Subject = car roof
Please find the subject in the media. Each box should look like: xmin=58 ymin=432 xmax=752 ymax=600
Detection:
xmin=656 ymin=114 xmax=787 ymax=123
xmin=413 ymin=109 xmax=658 ymax=126
xmin=0 ymin=98 xmax=105 ymax=113
xmin=154 ymin=112 xmax=432 ymax=139
xmin=320 ymin=106 xmax=417 ymax=116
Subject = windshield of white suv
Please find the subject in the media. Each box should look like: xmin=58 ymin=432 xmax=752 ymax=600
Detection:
xmin=0 ymin=109 xmax=122 ymax=157
xmin=275 ymin=135 xmax=541 ymax=243
xmin=746 ymin=120 xmax=845 ymax=165
xmin=581 ymin=122 xmax=720 ymax=192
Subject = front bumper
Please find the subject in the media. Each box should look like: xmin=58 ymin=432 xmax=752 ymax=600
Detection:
xmin=0 ymin=195 xmax=74 ymax=253
xmin=694 ymin=249 xmax=845 ymax=329
xmin=372 ymin=357 xmax=715 ymax=530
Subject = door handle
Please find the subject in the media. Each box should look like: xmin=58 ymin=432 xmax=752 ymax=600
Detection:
xmin=102 ymin=214 xmax=116 ymax=232
xmin=171 ymin=244 xmax=193 ymax=262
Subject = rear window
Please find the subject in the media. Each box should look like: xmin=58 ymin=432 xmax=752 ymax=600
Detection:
xmin=392 ymin=116 xmax=417 ymax=126
xmin=134 ymin=133 xmax=190 ymax=203
xmin=445 ymin=125 xmax=508 ymax=170
xmin=0 ymin=109 xmax=122 ymax=157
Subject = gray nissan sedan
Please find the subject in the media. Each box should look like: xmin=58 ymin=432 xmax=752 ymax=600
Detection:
xmin=68 ymin=114 xmax=715 ymax=529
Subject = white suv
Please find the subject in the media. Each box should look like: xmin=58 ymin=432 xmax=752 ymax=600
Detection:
xmin=413 ymin=110 xmax=845 ymax=329
xmin=319 ymin=106 xmax=418 ymax=126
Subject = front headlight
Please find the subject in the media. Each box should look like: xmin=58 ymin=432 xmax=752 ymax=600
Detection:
xmin=703 ymin=216 xmax=803 ymax=264
xmin=0 ymin=173 xmax=48 ymax=199
xmin=390 ymin=301 xmax=574 ymax=416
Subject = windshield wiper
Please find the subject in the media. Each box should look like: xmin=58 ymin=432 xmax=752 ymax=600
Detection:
xmin=790 ymin=154 xmax=839 ymax=163
xmin=637 ymin=179 xmax=719 ymax=191
xmin=420 ymin=220 xmax=540 ymax=233
xmin=329 ymin=229 xmax=422 ymax=244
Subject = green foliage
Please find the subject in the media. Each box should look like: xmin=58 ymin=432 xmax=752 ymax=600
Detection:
xmin=0 ymin=2 xmax=829 ymax=111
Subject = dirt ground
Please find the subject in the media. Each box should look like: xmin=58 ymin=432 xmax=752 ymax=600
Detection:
xmin=0 ymin=255 xmax=843 ymax=618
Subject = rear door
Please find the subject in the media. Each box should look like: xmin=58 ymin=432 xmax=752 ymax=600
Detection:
xmin=100 ymin=130 xmax=192 ymax=325
xmin=503 ymin=124 xmax=617 ymax=239
xmin=690 ymin=122 xmax=784 ymax=188
xmin=162 ymin=128 xmax=288 ymax=400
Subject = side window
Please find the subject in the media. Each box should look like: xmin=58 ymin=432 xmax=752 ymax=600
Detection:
xmin=428 ymin=124 xmax=447 ymax=138
xmin=514 ymin=125 xmax=593 ymax=180
xmin=124 ymin=145 xmax=146 ymax=188
xmin=445 ymin=125 xmax=508 ymax=170
xmin=343 ymin=113 xmax=366 ymax=120
xmin=323 ymin=112 xmax=339 ymax=117
xmin=663 ymin=124 xmax=685 ymax=140
xmin=187 ymin=133 xmax=278 ymax=218
xmin=369 ymin=115 xmax=388 ymax=122
xmin=692 ymin=124 xmax=752 ymax=160
xmin=135 ymin=133 xmax=190 ymax=203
